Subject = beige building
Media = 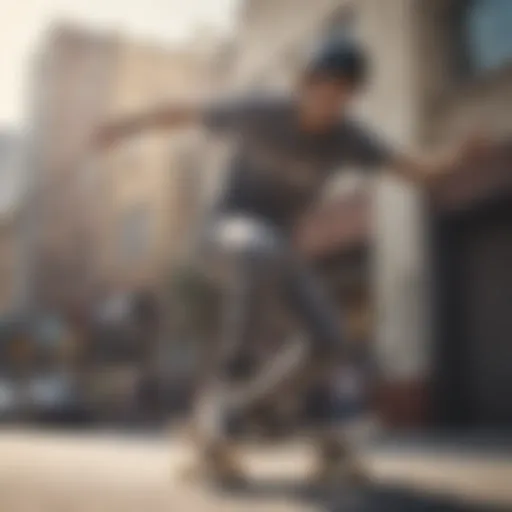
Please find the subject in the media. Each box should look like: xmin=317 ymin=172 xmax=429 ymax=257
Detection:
xmin=26 ymin=25 xmax=225 ymax=420
xmin=29 ymin=25 xmax=118 ymax=318
xmin=30 ymin=24 xmax=221 ymax=319
xmin=224 ymin=0 xmax=512 ymax=428
xmin=96 ymin=38 xmax=216 ymax=301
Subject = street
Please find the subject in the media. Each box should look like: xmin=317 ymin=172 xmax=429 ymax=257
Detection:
xmin=1 ymin=429 xmax=511 ymax=511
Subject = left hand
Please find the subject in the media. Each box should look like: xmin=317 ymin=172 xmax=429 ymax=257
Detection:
xmin=390 ymin=132 xmax=495 ymax=190
xmin=430 ymin=132 xmax=493 ymax=187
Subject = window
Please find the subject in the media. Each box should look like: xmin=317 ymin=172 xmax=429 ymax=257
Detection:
xmin=119 ymin=205 xmax=150 ymax=263
xmin=460 ymin=0 xmax=512 ymax=75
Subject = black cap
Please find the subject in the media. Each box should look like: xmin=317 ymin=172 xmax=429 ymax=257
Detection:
xmin=306 ymin=37 xmax=368 ymax=87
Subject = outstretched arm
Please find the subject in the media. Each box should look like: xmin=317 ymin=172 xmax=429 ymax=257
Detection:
xmin=96 ymin=101 xmax=203 ymax=147
xmin=337 ymin=121 xmax=490 ymax=190
xmin=389 ymin=135 xmax=490 ymax=189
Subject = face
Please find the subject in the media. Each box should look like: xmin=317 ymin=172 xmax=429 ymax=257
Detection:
xmin=298 ymin=76 xmax=356 ymax=131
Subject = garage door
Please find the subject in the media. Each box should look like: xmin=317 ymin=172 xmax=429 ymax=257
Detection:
xmin=436 ymin=202 xmax=512 ymax=427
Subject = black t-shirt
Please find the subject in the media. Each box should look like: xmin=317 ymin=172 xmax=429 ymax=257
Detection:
xmin=204 ymin=94 xmax=393 ymax=230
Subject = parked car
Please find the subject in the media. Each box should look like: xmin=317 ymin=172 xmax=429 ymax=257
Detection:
xmin=28 ymin=373 xmax=91 ymax=426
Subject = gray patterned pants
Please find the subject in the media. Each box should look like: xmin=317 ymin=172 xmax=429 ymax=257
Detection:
xmin=195 ymin=214 xmax=346 ymax=443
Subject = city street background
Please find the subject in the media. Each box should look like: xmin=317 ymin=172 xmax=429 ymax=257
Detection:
xmin=1 ymin=0 xmax=512 ymax=510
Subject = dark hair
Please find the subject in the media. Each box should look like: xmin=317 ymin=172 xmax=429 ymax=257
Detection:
xmin=305 ymin=37 xmax=368 ymax=88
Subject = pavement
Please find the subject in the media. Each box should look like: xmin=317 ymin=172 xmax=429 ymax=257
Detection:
xmin=0 ymin=428 xmax=511 ymax=511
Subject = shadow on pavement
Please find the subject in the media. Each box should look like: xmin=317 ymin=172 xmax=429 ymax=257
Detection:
xmin=214 ymin=478 xmax=504 ymax=512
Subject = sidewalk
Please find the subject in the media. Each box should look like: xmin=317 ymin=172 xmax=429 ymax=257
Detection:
xmin=362 ymin=434 xmax=512 ymax=508
xmin=0 ymin=428 xmax=511 ymax=511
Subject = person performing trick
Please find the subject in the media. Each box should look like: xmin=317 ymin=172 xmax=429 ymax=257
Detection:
xmin=97 ymin=37 xmax=486 ymax=487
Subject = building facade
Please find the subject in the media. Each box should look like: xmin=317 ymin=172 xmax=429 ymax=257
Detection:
xmin=96 ymin=40 xmax=212 ymax=299
xmin=29 ymin=25 xmax=118 ymax=319
xmin=24 ymin=25 xmax=222 ymax=421
xmin=419 ymin=0 xmax=512 ymax=428
xmin=29 ymin=24 xmax=218 ymax=319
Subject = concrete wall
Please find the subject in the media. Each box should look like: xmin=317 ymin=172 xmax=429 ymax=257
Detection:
xmin=364 ymin=0 xmax=512 ymax=425
xmin=358 ymin=0 xmax=432 ymax=426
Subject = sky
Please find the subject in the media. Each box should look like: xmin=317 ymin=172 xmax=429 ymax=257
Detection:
xmin=0 ymin=0 xmax=240 ymax=128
